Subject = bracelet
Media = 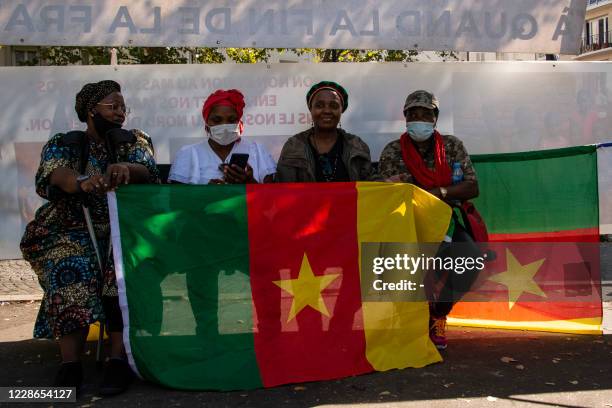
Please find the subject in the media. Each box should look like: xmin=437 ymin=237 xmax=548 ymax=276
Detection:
xmin=75 ymin=175 xmax=89 ymax=193
xmin=439 ymin=186 xmax=448 ymax=199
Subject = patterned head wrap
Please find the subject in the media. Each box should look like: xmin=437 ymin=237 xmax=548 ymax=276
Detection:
xmin=306 ymin=81 xmax=348 ymax=112
xmin=75 ymin=80 xmax=121 ymax=123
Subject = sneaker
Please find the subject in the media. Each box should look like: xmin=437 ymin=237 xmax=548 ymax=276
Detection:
xmin=429 ymin=316 xmax=448 ymax=350
xmin=53 ymin=361 xmax=83 ymax=393
xmin=99 ymin=358 xmax=134 ymax=396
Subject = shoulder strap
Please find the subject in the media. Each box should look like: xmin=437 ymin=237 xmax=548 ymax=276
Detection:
xmin=59 ymin=131 xmax=89 ymax=174
xmin=106 ymin=128 xmax=137 ymax=164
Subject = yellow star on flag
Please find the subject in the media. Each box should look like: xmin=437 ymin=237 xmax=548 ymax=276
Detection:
xmin=392 ymin=201 xmax=407 ymax=217
xmin=488 ymin=248 xmax=547 ymax=310
xmin=273 ymin=253 xmax=340 ymax=322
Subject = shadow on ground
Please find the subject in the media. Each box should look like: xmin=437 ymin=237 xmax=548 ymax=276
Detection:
xmin=1 ymin=326 xmax=611 ymax=408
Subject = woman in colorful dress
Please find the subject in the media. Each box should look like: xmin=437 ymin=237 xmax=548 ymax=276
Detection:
xmin=20 ymin=80 xmax=159 ymax=395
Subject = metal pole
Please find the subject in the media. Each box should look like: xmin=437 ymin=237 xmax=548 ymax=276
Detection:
xmin=110 ymin=48 xmax=118 ymax=66
xmin=82 ymin=203 xmax=106 ymax=369
xmin=83 ymin=205 xmax=104 ymax=274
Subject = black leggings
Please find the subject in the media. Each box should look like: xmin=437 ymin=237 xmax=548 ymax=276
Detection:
xmin=101 ymin=296 xmax=124 ymax=333
xmin=430 ymin=220 xmax=482 ymax=318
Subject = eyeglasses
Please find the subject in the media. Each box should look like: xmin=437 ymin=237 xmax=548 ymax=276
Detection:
xmin=97 ymin=102 xmax=131 ymax=115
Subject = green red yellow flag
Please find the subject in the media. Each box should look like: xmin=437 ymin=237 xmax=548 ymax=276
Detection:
xmin=449 ymin=146 xmax=602 ymax=334
xmin=109 ymin=182 xmax=451 ymax=390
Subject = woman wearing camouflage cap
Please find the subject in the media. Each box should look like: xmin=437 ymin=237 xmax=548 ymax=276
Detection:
xmin=276 ymin=81 xmax=373 ymax=182
xmin=20 ymin=80 xmax=159 ymax=394
xmin=378 ymin=90 xmax=480 ymax=350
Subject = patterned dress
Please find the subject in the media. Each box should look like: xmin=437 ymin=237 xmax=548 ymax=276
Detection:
xmin=20 ymin=130 xmax=158 ymax=339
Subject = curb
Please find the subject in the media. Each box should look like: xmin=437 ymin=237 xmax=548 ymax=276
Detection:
xmin=0 ymin=294 xmax=43 ymax=302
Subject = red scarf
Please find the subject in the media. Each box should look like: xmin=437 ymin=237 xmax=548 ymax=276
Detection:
xmin=399 ymin=130 xmax=452 ymax=189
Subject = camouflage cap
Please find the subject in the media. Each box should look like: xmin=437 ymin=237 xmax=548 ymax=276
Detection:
xmin=403 ymin=90 xmax=439 ymax=116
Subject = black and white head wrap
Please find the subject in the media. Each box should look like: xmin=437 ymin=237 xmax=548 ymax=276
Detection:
xmin=75 ymin=80 xmax=121 ymax=123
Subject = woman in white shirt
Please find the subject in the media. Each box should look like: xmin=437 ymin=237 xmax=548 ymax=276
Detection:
xmin=169 ymin=89 xmax=276 ymax=184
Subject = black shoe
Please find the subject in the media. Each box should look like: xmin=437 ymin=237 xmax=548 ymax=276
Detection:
xmin=53 ymin=361 xmax=83 ymax=393
xmin=99 ymin=359 xmax=134 ymax=396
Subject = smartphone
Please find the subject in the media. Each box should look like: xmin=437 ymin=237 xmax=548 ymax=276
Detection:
xmin=228 ymin=153 xmax=249 ymax=169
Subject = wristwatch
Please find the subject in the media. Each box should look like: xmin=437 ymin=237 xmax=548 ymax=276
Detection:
xmin=439 ymin=186 xmax=448 ymax=199
xmin=76 ymin=174 xmax=89 ymax=193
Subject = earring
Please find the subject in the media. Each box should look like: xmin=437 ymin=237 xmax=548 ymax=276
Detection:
xmin=338 ymin=121 xmax=342 ymax=128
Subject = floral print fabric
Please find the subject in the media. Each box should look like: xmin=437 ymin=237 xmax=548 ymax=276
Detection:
xmin=20 ymin=130 xmax=158 ymax=338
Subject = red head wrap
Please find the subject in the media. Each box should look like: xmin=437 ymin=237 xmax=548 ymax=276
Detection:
xmin=201 ymin=89 xmax=246 ymax=134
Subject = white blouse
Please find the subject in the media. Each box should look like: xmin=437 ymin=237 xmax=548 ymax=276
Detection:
xmin=168 ymin=138 xmax=277 ymax=184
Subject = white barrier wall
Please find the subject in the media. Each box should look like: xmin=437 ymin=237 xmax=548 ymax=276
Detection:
xmin=0 ymin=62 xmax=611 ymax=258
xmin=0 ymin=0 xmax=587 ymax=54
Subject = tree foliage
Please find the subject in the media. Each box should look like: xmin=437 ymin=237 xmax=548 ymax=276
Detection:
xmin=14 ymin=46 xmax=456 ymax=66
xmin=294 ymin=48 xmax=424 ymax=62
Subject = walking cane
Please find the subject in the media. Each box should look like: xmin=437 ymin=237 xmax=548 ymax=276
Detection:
xmin=81 ymin=201 xmax=107 ymax=370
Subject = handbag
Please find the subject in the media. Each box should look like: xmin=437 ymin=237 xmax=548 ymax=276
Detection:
xmin=458 ymin=201 xmax=489 ymax=243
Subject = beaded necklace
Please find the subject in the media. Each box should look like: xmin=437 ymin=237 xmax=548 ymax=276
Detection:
xmin=311 ymin=134 xmax=341 ymax=182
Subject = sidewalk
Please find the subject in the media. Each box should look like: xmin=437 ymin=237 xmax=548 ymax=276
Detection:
xmin=0 ymin=260 xmax=42 ymax=301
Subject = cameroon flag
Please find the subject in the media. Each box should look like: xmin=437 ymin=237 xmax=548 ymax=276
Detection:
xmin=449 ymin=146 xmax=603 ymax=334
xmin=109 ymin=182 xmax=451 ymax=390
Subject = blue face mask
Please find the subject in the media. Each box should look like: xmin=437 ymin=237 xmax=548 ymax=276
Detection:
xmin=406 ymin=121 xmax=434 ymax=142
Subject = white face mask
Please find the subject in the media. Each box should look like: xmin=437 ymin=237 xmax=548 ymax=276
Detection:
xmin=208 ymin=123 xmax=240 ymax=145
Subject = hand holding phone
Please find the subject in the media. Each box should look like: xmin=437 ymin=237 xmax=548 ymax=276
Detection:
xmin=229 ymin=153 xmax=249 ymax=169
xmin=222 ymin=153 xmax=254 ymax=184
xmin=219 ymin=153 xmax=249 ymax=172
